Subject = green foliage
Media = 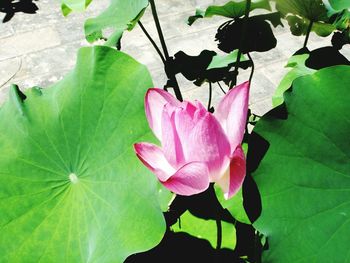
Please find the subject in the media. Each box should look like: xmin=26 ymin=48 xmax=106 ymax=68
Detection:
xmin=276 ymin=0 xmax=336 ymax=36
xmin=207 ymin=50 xmax=248 ymax=70
xmin=187 ymin=0 xmax=271 ymax=25
xmin=272 ymin=54 xmax=315 ymax=107
xmin=172 ymin=211 xmax=236 ymax=249
xmin=253 ymin=66 xmax=350 ymax=262
xmin=85 ymin=0 xmax=148 ymax=45
xmin=285 ymin=15 xmax=335 ymax=36
xmin=0 ymin=46 xmax=166 ymax=262
xmin=61 ymin=0 xmax=92 ymax=16
xmin=327 ymin=0 xmax=350 ymax=11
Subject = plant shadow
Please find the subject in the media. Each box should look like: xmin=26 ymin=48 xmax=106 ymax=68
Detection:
xmin=0 ymin=0 xmax=39 ymax=23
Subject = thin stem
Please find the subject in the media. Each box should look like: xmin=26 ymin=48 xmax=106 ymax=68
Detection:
xmin=208 ymin=82 xmax=213 ymax=111
xmin=247 ymin=52 xmax=254 ymax=83
xmin=149 ymin=0 xmax=183 ymax=101
xmin=230 ymin=0 xmax=251 ymax=89
xmin=138 ymin=21 xmax=166 ymax=65
xmin=216 ymin=219 xmax=222 ymax=250
xmin=217 ymin=81 xmax=226 ymax=94
xmin=303 ymin=20 xmax=314 ymax=48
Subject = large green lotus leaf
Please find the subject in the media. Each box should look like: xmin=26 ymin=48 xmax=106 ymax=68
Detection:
xmin=187 ymin=0 xmax=271 ymax=25
xmin=272 ymin=54 xmax=315 ymax=107
xmin=61 ymin=0 xmax=92 ymax=16
xmin=0 ymin=46 xmax=166 ymax=262
xmin=172 ymin=211 xmax=236 ymax=249
xmin=84 ymin=0 xmax=148 ymax=45
xmin=252 ymin=66 xmax=350 ymax=262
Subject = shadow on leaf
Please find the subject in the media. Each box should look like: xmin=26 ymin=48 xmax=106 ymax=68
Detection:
xmin=126 ymin=231 xmax=246 ymax=263
xmin=294 ymin=45 xmax=350 ymax=70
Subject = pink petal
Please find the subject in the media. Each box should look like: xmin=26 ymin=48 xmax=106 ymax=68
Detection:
xmin=145 ymin=88 xmax=181 ymax=140
xmin=215 ymin=145 xmax=246 ymax=199
xmin=193 ymin=100 xmax=206 ymax=111
xmin=177 ymin=110 xmax=231 ymax=181
xmin=162 ymin=162 xmax=210 ymax=196
xmin=161 ymin=104 xmax=185 ymax=169
xmin=134 ymin=142 xmax=176 ymax=182
xmin=215 ymin=81 xmax=250 ymax=151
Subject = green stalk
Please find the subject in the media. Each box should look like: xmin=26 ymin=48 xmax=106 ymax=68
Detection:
xmin=138 ymin=21 xmax=166 ymax=65
xmin=208 ymin=82 xmax=213 ymax=111
xmin=230 ymin=0 xmax=251 ymax=89
xmin=216 ymin=218 xmax=222 ymax=250
xmin=149 ymin=0 xmax=183 ymax=101
xmin=303 ymin=20 xmax=314 ymax=48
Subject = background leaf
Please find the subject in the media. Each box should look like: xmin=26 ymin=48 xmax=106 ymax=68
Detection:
xmin=84 ymin=0 xmax=148 ymax=45
xmin=187 ymin=0 xmax=271 ymax=25
xmin=0 ymin=46 xmax=165 ymax=262
xmin=61 ymin=0 xmax=93 ymax=16
xmin=276 ymin=0 xmax=336 ymax=36
xmin=207 ymin=50 xmax=248 ymax=70
xmin=328 ymin=0 xmax=350 ymax=11
xmin=252 ymin=66 xmax=350 ymax=262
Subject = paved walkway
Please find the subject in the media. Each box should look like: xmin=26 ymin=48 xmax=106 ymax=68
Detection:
xmin=0 ymin=0 xmax=348 ymax=115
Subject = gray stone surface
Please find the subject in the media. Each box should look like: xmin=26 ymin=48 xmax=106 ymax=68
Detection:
xmin=0 ymin=0 xmax=349 ymax=116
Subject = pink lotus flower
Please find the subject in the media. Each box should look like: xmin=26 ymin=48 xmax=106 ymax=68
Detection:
xmin=134 ymin=81 xmax=249 ymax=199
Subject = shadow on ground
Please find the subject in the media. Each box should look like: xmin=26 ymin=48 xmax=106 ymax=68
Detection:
xmin=0 ymin=0 xmax=38 ymax=23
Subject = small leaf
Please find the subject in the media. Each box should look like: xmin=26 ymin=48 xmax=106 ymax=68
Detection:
xmin=61 ymin=0 xmax=92 ymax=16
xmin=207 ymin=50 xmax=248 ymax=70
xmin=84 ymin=0 xmax=148 ymax=45
xmin=187 ymin=0 xmax=271 ymax=25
